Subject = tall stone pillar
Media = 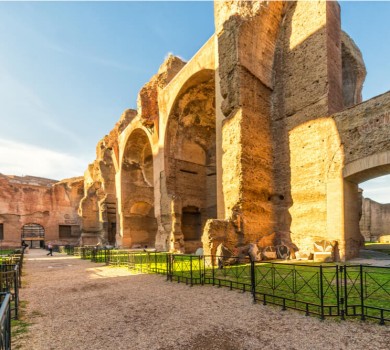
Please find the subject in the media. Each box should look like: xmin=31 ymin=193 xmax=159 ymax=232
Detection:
xmin=214 ymin=1 xmax=285 ymax=242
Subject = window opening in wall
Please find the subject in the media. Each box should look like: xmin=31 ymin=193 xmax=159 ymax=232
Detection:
xmin=59 ymin=225 xmax=72 ymax=238
xmin=21 ymin=223 xmax=45 ymax=248
xmin=22 ymin=224 xmax=44 ymax=239
xmin=182 ymin=206 xmax=202 ymax=241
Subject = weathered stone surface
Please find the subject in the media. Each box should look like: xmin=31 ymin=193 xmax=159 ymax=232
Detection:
xmin=341 ymin=31 xmax=366 ymax=108
xmin=262 ymin=246 xmax=277 ymax=260
xmin=0 ymin=174 xmax=83 ymax=246
xmin=360 ymin=197 xmax=390 ymax=242
xmin=202 ymin=219 xmax=238 ymax=257
xmin=137 ymin=55 xmax=186 ymax=128
xmin=313 ymin=240 xmax=334 ymax=262
xmin=248 ymin=243 xmax=261 ymax=262
xmin=216 ymin=243 xmax=237 ymax=267
xmin=275 ymin=245 xmax=289 ymax=260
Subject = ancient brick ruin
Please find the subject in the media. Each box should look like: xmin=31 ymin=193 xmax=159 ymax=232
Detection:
xmin=1 ymin=1 xmax=389 ymax=261
xmin=0 ymin=174 xmax=83 ymax=247
xmin=360 ymin=198 xmax=390 ymax=243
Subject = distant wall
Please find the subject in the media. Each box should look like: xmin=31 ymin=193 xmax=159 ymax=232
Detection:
xmin=360 ymin=197 xmax=390 ymax=242
xmin=0 ymin=174 xmax=83 ymax=246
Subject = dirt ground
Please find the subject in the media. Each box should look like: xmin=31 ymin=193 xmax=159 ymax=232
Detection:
xmin=15 ymin=249 xmax=390 ymax=350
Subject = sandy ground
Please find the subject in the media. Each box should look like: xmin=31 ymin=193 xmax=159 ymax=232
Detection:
xmin=15 ymin=249 xmax=390 ymax=350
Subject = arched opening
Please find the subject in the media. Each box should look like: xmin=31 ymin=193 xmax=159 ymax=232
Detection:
xmin=121 ymin=129 xmax=157 ymax=248
xmin=21 ymin=223 xmax=45 ymax=248
xmin=344 ymin=153 xmax=390 ymax=255
xmin=359 ymin=174 xmax=390 ymax=243
xmin=165 ymin=70 xmax=216 ymax=253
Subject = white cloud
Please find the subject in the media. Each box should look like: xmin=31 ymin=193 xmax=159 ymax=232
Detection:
xmin=0 ymin=138 xmax=89 ymax=180
xmin=360 ymin=175 xmax=390 ymax=204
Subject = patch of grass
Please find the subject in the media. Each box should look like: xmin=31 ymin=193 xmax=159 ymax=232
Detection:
xmin=11 ymin=319 xmax=30 ymax=337
xmin=0 ymin=250 xmax=15 ymax=255
xmin=364 ymin=243 xmax=390 ymax=256
xmin=11 ymin=300 xmax=31 ymax=341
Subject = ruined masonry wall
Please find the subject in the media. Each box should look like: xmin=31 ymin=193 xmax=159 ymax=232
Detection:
xmin=0 ymin=174 xmax=84 ymax=246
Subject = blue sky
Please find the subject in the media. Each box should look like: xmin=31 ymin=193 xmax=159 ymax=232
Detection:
xmin=0 ymin=1 xmax=389 ymax=203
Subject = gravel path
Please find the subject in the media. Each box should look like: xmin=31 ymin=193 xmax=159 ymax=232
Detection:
xmin=15 ymin=249 xmax=390 ymax=350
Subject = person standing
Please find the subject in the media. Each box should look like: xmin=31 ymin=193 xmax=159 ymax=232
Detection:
xmin=46 ymin=243 xmax=53 ymax=256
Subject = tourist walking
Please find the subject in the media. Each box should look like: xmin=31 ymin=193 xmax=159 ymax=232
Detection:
xmin=47 ymin=243 xmax=53 ymax=256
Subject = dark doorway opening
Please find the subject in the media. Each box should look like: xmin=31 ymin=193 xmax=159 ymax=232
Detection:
xmin=182 ymin=206 xmax=201 ymax=240
xmin=22 ymin=223 xmax=45 ymax=248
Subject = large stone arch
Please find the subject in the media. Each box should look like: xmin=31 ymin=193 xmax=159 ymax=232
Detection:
xmin=164 ymin=69 xmax=216 ymax=253
xmin=343 ymin=151 xmax=390 ymax=184
xmin=79 ymin=141 xmax=118 ymax=246
xmin=342 ymin=152 xmax=390 ymax=256
xmin=332 ymin=91 xmax=390 ymax=258
xmin=121 ymin=128 xmax=157 ymax=248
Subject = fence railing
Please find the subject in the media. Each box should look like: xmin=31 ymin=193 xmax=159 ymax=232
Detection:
xmin=251 ymin=262 xmax=341 ymax=319
xmin=0 ymin=265 xmax=19 ymax=320
xmin=0 ymin=247 xmax=25 ymax=321
xmin=341 ymin=265 xmax=390 ymax=324
xmin=65 ymin=248 xmax=390 ymax=324
xmin=0 ymin=293 xmax=11 ymax=350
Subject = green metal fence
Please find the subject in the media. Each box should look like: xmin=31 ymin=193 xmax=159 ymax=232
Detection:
xmin=67 ymin=248 xmax=390 ymax=324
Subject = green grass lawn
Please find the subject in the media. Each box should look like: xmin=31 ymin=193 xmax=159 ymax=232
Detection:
xmin=364 ymin=243 xmax=390 ymax=255
xmin=0 ymin=249 xmax=17 ymax=256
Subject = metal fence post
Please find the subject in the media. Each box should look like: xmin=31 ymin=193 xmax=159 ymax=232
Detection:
xmin=14 ymin=267 xmax=19 ymax=320
xmin=212 ymin=255 xmax=215 ymax=286
xmin=166 ymin=254 xmax=170 ymax=281
xmin=360 ymin=265 xmax=366 ymax=321
xmin=343 ymin=265 xmax=348 ymax=316
xmin=319 ymin=265 xmax=325 ymax=320
xmin=251 ymin=260 xmax=256 ymax=304
xmin=105 ymin=249 xmax=109 ymax=265
xmin=338 ymin=265 xmax=345 ymax=320
xmin=200 ymin=255 xmax=204 ymax=285
xmin=190 ymin=256 xmax=193 ymax=287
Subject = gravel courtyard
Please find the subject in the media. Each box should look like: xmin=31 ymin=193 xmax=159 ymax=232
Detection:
xmin=15 ymin=249 xmax=390 ymax=350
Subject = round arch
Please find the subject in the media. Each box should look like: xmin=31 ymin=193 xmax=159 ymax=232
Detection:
xmin=21 ymin=223 xmax=45 ymax=248
xmin=343 ymin=151 xmax=390 ymax=184
xmin=164 ymin=69 xmax=217 ymax=253
xmin=343 ymin=151 xmax=390 ymax=246
xmin=121 ymin=128 xmax=157 ymax=248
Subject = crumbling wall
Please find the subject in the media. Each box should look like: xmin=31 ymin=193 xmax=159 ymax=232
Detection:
xmin=0 ymin=174 xmax=83 ymax=246
xmin=360 ymin=198 xmax=390 ymax=242
xmin=270 ymin=0 xmax=350 ymax=258
xmin=78 ymin=109 xmax=134 ymax=246
xmin=164 ymin=74 xmax=217 ymax=253
xmin=341 ymin=31 xmax=366 ymax=108
xmin=215 ymin=0 xmax=285 ymax=245
xmin=287 ymin=118 xmax=345 ymax=254
xmin=121 ymin=128 xmax=157 ymax=248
